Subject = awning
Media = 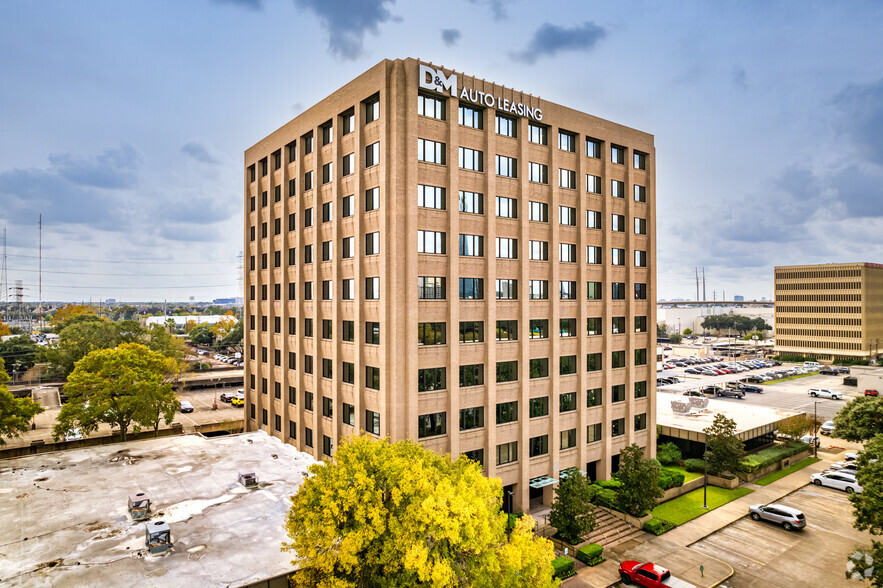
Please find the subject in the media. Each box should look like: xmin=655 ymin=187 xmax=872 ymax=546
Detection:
xmin=529 ymin=475 xmax=558 ymax=488
xmin=559 ymin=468 xmax=586 ymax=480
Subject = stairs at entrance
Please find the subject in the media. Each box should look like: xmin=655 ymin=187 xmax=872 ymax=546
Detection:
xmin=583 ymin=507 xmax=645 ymax=548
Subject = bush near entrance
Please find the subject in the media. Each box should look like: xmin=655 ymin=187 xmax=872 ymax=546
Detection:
xmin=739 ymin=441 xmax=809 ymax=473
xmin=643 ymin=518 xmax=676 ymax=536
xmin=576 ymin=543 xmax=605 ymax=566
xmin=551 ymin=556 xmax=575 ymax=579
xmin=684 ymin=458 xmax=706 ymax=473
xmin=658 ymin=467 xmax=686 ymax=490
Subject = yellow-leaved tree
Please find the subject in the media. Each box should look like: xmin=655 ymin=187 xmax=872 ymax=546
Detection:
xmin=283 ymin=435 xmax=559 ymax=588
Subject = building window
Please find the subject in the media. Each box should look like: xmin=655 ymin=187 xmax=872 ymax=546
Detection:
xmin=528 ymin=162 xmax=548 ymax=184
xmin=529 ymin=319 xmax=549 ymax=339
xmin=635 ymin=283 xmax=648 ymax=300
xmin=459 ymin=147 xmax=484 ymax=171
xmin=304 ymin=318 xmax=313 ymax=338
xmin=560 ymin=318 xmax=576 ymax=337
xmin=529 ymin=358 xmax=549 ymax=379
xmin=635 ymin=381 xmax=648 ymax=399
xmin=418 ymin=230 xmax=446 ymax=254
xmin=495 ymin=155 xmax=517 ymax=178
xmin=611 ymin=214 xmax=625 ymax=232
xmin=366 ymin=322 xmax=380 ymax=345
xmin=286 ymin=141 xmax=297 ymax=163
xmin=587 ymin=353 xmax=602 ymax=372
xmin=417 ymin=94 xmax=445 ymax=119
xmin=586 ymin=210 xmax=602 ymax=229
xmin=304 ymin=171 xmax=313 ymax=191
xmin=321 ymin=240 xmax=333 ymax=262
xmin=559 ymin=244 xmax=576 ymax=263
xmin=289 ymin=419 xmax=297 ymax=438
xmin=496 ymin=320 xmax=518 ymax=341
xmin=495 ymin=279 xmax=517 ymax=300
xmin=458 ymin=104 xmax=483 ymax=128
xmin=634 ymin=184 xmax=647 ymax=202
xmin=418 ymin=412 xmax=446 ymax=438
xmin=529 ymin=280 xmax=549 ymax=300
xmin=289 ymin=386 xmax=297 ymax=404
xmin=342 ymin=278 xmax=354 ymax=300
xmin=459 ymin=364 xmax=484 ymax=387
xmin=418 ymin=138 xmax=446 ymax=164
xmin=322 ymin=396 xmax=333 ymax=417
xmin=341 ymin=110 xmax=355 ymax=135
xmin=587 ymin=317 xmax=602 ymax=336
xmin=323 ymin=435 xmax=333 ymax=457
xmin=342 ymin=236 xmax=354 ymax=259
xmin=417 ymin=322 xmax=446 ymax=345
xmin=529 ymin=240 xmax=548 ymax=261
xmin=365 ymin=142 xmax=380 ymax=167
xmin=418 ymin=276 xmax=446 ymax=300
xmin=611 ymin=145 xmax=626 ymax=164
xmin=418 ymin=184 xmax=446 ymax=209
xmin=459 ymin=321 xmax=484 ymax=343
xmin=459 ymin=406 xmax=484 ymax=431
xmin=418 ymin=367 xmax=446 ymax=392
xmin=496 ymin=114 xmax=517 ymax=137
xmin=496 ymin=400 xmax=518 ymax=424
xmin=635 ymin=348 xmax=648 ymax=366
xmin=612 ymin=418 xmax=625 ymax=437
xmin=459 ymin=190 xmax=483 ymax=214
xmin=529 ymin=435 xmax=549 ymax=457
xmin=635 ymin=413 xmax=648 ymax=431
xmin=304 ymin=390 xmax=314 ymax=411
xmin=458 ymin=234 xmax=484 ymax=256
xmin=586 ymin=137 xmax=601 ymax=158
xmin=559 ymin=168 xmax=576 ymax=189
xmin=495 ymin=196 xmax=517 ymax=219
xmin=528 ymin=123 xmax=547 ymax=145
xmin=635 ymin=250 xmax=647 ymax=267
xmin=559 ymin=205 xmax=576 ymax=226
xmin=529 ymin=397 xmax=549 ymax=418
xmin=587 ymin=174 xmax=602 ymax=194
xmin=365 ymin=232 xmax=380 ymax=255
xmin=612 ymin=248 xmax=625 ymax=266
xmin=463 ymin=448 xmax=484 ymax=466
xmin=560 ymin=391 xmax=577 ymax=412
xmin=458 ymin=277 xmax=484 ymax=299
xmin=586 ymin=246 xmax=602 ymax=265
xmin=561 ymin=428 xmax=577 ymax=450
xmin=496 ymin=361 xmax=518 ymax=383
xmin=496 ymin=237 xmax=518 ymax=259
xmin=342 ymin=152 xmax=355 ymax=176
xmin=560 ymin=281 xmax=577 ymax=300
xmin=305 ymin=427 xmax=313 ymax=448
xmin=612 ymin=351 xmax=626 ymax=369
xmin=612 ymin=384 xmax=626 ymax=403
xmin=634 ymin=217 xmax=647 ymax=234
xmin=322 ymin=319 xmax=333 ymax=339
xmin=366 ymin=366 xmax=380 ymax=390
xmin=587 ymin=388 xmax=602 ymax=407
xmin=342 ymin=403 xmax=355 ymax=427
xmin=612 ymin=282 xmax=626 ymax=300
xmin=365 ymin=187 xmax=380 ymax=211
xmin=527 ymin=202 xmax=548 ymax=224
xmin=365 ymin=410 xmax=380 ymax=436
xmin=634 ymin=151 xmax=647 ymax=170
xmin=611 ymin=180 xmax=625 ymax=198
xmin=303 ymin=131 xmax=314 ymax=154
xmin=321 ymin=122 xmax=333 ymax=145
xmin=304 ymin=208 xmax=313 ymax=227
xmin=304 ymin=355 xmax=314 ymax=374
xmin=496 ymin=441 xmax=518 ymax=466
xmin=342 ymin=320 xmax=354 ymax=342
xmin=342 ymin=361 xmax=354 ymax=384
xmin=558 ymin=130 xmax=576 ymax=152
xmin=587 ymin=423 xmax=602 ymax=443
xmin=635 ymin=316 xmax=647 ymax=333
xmin=364 ymin=94 xmax=380 ymax=123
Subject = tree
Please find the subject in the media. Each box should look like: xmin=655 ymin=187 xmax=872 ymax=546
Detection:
xmin=657 ymin=322 xmax=668 ymax=338
xmin=189 ymin=325 xmax=213 ymax=346
xmin=0 ymin=321 xmax=11 ymax=337
xmin=41 ymin=319 xmax=121 ymax=377
xmin=704 ymin=414 xmax=745 ymax=475
xmin=50 ymin=304 xmax=98 ymax=330
xmin=53 ymin=343 xmax=179 ymax=442
xmin=656 ymin=442 xmax=683 ymax=466
xmin=283 ymin=436 xmax=558 ymax=588
xmin=0 ymin=358 xmax=43 ymax=444
xmin=614 ymin=444 xmax=664 ymax=516
xmin=750 ymin=318 xmax=772 ymax=333
xmin=0 ymin=335 xmax=40 ymax=374
xmin=847 ymin=434 xmax=883 ymax=586
xmin=669 ymin=333 xmax=683 ymax=344
xmin=682 ymin=328 xmax=693 ymax=337
xmin=216 ymin=320 xmax=243 ymax=350
xmin=549 ymin=470 xmax=596 ymax=544
xmin=777 ymin=414 xmax=818 ymax=439
xmin=833 ymin=397 xmax=883 ymax=442
xmin=209 ymin=315 xmax=237 ymax=341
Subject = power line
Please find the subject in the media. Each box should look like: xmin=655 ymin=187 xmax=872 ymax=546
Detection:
xmin=39 ymin=284 xmax=236 ymax=290
xmin=9 ymin=267 xmax=233 ymax=278
xmin=7 ymin=254 xmax=236 ymax=265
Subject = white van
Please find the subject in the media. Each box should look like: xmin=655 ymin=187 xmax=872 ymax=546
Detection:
xmin=804 ymin=361 xmax=822 ymax=370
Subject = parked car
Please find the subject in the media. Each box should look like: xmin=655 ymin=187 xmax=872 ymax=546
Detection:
xmin=837 ymin=366 xmax=851 ymax=374
xmin=220 ymin=391 xmax=238 ymax=402
xmin=845 ymin=452 xmax=860 ymax=462
xmin=811 ymin=471 xmax=862 ymax=494
xmin=828 ymin=462 xmax=858 ymax=475
xmin=800 ymin=434 xmax=821 ymax=447
xmin=683 ymin=390 xmax=704 ymax=397
xmin=808 ymin=388 xmax=843 ymax=399
xmin=231 ymin=392 xmax=245 ymax=407
xmin=685 ymin=368 xmax=702 ymax=375
xmin=619 ymin=561 xmax=695 ymax=587
xmin=820 ymin=420 xmax=836 ymax=435
xmin=741 ymin=376 xmax=765 ymax=384
xmin=729 ymin=382 xmax=763 ymax=393
xmin=179 ymin=400 xmax=194 ymax=413
xmin=820 ymin=367 xmax=840 ymax=375
xmin=748 ymin=503 xmax=806 ymax=531
xmin=865 ymin=389 xmax=879 ymax=397
xmin=715 ymin=387 xmax=745 ymax=399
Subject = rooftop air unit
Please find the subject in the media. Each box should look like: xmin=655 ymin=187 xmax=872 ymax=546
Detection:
xmin=128 ymin=493 xmax=151 ymax=521
xmin=145 ymin=520 xmax=172 ymax=554
xmin=238 ymin=472 xmax=257 ymax=488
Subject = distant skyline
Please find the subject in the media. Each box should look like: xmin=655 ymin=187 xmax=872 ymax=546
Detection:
xmin=2 ymin=1 xmax=882 ymax=302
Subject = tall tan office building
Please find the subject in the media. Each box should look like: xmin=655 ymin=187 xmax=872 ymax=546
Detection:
xmin=775 ymin=262 xmax=883 ymax=362
xmin=244 ymin=59 xmax=656 ymax=511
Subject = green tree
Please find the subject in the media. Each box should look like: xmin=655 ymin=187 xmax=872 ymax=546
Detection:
xmin=0 ymin=335 xmax=40 ymax=374
xmin=283 ymin=436 xmax=558 ymax=588
xmin=657 ymin=322 xmax=668 ymax=338
xmin=614 ymin=443 xmax=664 ymax=516
xmin=750 ymin=318 xmax=772 ymax=332
xmin=189 ymin=325 xmax=214 ymax=346
xmin=669 ymin=333 xmax=683 ymax=344
xmin=777 ymin=414 xmax=818 ymax=439
xmin=656 ymin=442 xmax=683 ymax=466
xmin=848 ymin=434 xmax=883 ymax=586
xmin=682 ymin=328 xmax=693 ymax=337
xmin=0 ymin=321 xmax=11 ymax=337
xmin=0 ymin=357 xmax=44 ymax=444
xmin=50 ymin=303 xmax=99 ymax=331
xmin=704 ymin=414 xmax=745 ymax=475
xmin=53 ymin=343 xmax=179 ymax=442
xmin=216 ymin=320 xmax=243 ymax=350
xmin=42 ymin=319 xmax=121 ymax=377
xmin=549 ymin=470 xmax=597 ymax=544
xmin=833 ymin=397 xmax=883 ymax=442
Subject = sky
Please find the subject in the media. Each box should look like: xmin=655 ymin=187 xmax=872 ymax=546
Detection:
xmin=1 ymin=0 xmax=882 ymax=304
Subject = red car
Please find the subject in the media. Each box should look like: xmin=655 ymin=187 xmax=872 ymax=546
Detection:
xmin=865 ymin=389 xmax=879 ymax=397
xmin=619 ymin=561 xmax=695 ymax=587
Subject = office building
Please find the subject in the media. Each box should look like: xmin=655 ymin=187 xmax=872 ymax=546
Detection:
xmin=775 ymin=262 xmax=883 ymax=362
xmin=244 ymin=58 xmax=656 ymax=511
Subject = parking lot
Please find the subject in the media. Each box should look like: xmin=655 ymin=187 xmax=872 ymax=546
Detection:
xmin=690 ymin=484 xmax=872 ymax=587
xmin=174 ymin=385 xmax=243 ymax=428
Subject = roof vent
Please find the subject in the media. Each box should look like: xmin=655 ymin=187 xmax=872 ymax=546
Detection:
xmin=238 ymin=472 xmax=258 ymax=488
xmin=128 ymin=493 xmax=151 ymax=521
xmin=145 ymin=521 xmax=172 ymax=554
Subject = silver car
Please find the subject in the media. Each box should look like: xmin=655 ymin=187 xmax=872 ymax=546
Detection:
xmin=748 ymin=503 xmax=806 ymax=530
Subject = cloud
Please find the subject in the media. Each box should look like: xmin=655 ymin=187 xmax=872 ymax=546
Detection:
xmin=466 ymin=0 xmax=506 ymax=20
xmin=47 ymin=142 xmax=140 ymax=189
xmin=732 ymin=65 xmax=748 ymax=90
xmin=441 ymin=28 xmax=461 ymax=47
xmin=512 ymin=22 xmax=606 ymax=64
xmin=834 ymin=77 xmax=883 ymax=167
xmin=294 ymin=0 xmax=399 ymax=60
xmin=211 ymin=0 xmax=264 ymax=10
xmin=181 ymin=141 xmax=221 ymax=165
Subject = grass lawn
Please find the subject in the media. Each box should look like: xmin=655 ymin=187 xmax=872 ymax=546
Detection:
xmin=764 ymin=372 xmax=817 ymax=385
xmin=754 ymin=457 xmax=821 ymax=486
xmin=651 ymin=486 xmax=754 ymax=526
xmin=666 ymin=465 xmax=703 ymax=483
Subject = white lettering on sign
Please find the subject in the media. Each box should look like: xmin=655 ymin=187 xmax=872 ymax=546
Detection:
xmin=419 ymin=63 xmax=542 ymax=121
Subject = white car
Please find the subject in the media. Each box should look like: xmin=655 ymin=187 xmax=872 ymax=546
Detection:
xmin=811 ymin=471 xmax=862 ymax=494
xmin=845 ymin=452 xmax=859 ymax=462
xmin=820 ymin=420 xmax=836 ymax=435
xmin=808 ymin=389 xmax=843 ymax=400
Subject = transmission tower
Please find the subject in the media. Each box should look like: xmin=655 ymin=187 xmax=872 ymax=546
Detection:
xmin=1 ymin=226 xmax=7 ymax=322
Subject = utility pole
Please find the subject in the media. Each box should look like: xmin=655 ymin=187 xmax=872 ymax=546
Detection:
xmin=695 ymin=267 xmax=700 ymax=302
xmin=813 ymin=402 xmax=819 ymax=458
xmin=38 ymin=214 xmax=42 ymax=330
xmin=702 ymin=267 xmax=707 ymax=302
xmin=1 ymin=225 xmax=7 ymax=323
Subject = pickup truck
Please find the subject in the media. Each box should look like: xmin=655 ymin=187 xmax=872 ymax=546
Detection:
xmin=808 ymin=388 xmax=843 ymax=400
xmin=727 ymin=382 xmax=763 ymax=393
xmin=619 ymin=561 xmax=696 ymax=587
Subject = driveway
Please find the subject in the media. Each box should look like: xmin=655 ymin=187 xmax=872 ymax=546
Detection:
xmin=689 ymin=484 xmax=872 ymax=587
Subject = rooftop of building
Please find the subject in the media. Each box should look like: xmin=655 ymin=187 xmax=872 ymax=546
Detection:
xmin=775 ymin=262 xmax=882 ymax=270
xmin=0 ymin=432 xmax=315 ymax=587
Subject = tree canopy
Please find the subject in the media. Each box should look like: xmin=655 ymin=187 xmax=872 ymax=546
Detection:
xmin=549 ymin=469 xmax=596 ymax=544
xmin=614 ymin=443 xmax=664 ymax=516
xmin=53 ymin=343 xmax=179 ymax=442
xmin=833 ymin=397 xmax=883 ymax=442
xmin=50 ymin=304 xmax=99 ymax=330
xmin=0 ymin=357 xmax=44 ymax=445
xmin=0 ymin=321 xmax=11 ymax=337
xmin=283 ymin=435 xmax=558 ymax=588
xmin=0 ymin=335 xmax=40 ymax=374
xmin=848 ymin=434 xmax=883 ymax=586
xmin=704 ymin=414 xmax=745 ymax=475
xmin=701 ymin=314 xmax=771 ymax=335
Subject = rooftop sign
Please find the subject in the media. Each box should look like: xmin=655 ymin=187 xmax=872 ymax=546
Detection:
xmin=419 ymin=64 xmax=543 ymax=122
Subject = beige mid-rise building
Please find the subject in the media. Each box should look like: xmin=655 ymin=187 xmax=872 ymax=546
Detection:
xmin=775 ymin=262 xmax=883 ymax=362
xmin=243 ymin=58 xmax=657 ymax=511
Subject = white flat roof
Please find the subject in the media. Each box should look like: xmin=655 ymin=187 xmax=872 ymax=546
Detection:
xmin=0 ymin=432 xmax=315 ymax=587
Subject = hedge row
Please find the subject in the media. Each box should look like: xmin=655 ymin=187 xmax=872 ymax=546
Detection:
xmin=739 ymin=441 xmax=809 ymax=473
xmin=658 ymin=467 xmax=685 ymax=490
xmin=643 ymin=518 xmax=676 ymax=536
xmin=551 ymin=556 xmax=575 ymax=579
xmin=577 ymin=543 xmax=605 ymax=566
xmin=684 ymin=458 xmax=706 ymax=472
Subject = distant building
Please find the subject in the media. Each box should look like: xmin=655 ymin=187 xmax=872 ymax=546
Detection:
xmin=733 ymin=295 xmax=744 ymax=302
xmin=104 ymin=298 xmax=117 ymax=304
xmin=143 ymin=315 xmax=237 ymax=328
xmin=775 ymin=262 xmax=883 ymax=361
xmin=212 ymin=297 xmax=237 ymax=304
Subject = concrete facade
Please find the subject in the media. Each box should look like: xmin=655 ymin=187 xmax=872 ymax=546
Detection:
xmin=775 ymin=262 xmax=883 ymax=362
xmin=243 ymin=58 xmax=657 ymax=511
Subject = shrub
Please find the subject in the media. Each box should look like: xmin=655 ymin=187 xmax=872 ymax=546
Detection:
xmin=594 ymin=479 xmax=623 ymax=490
xmin=551 ymin=556 xmax=575 ymax=579
xmin=506 ymin=511 xmax=524 ymax=529
xmin=592 ymin=488 xmax=619 ymax=510
xmin=643 ymin=518 xmax=676 ymax=536
xmin=684 ymin=458 xmax=706 ymax=473
xmin=576 ymin=543 xmax=605 ymax=566
xmin=739 ymin=441 xmax=809 ymax=473
xmin=657 ymin=442 xmax=683 ymax=466
xmin=658 ymin=467 xmax=685 ymax=490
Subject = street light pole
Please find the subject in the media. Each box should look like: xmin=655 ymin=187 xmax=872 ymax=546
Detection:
xmin=813 ymin=401 xmax=819 ymax=459
xmin=702 ymin=447 xmax=709 ymax=509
